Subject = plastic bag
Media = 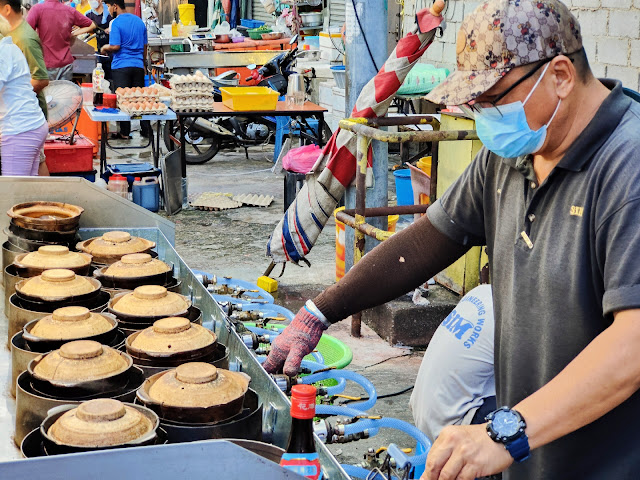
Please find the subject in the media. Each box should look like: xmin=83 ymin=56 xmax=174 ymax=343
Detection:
xmin=213 ymin=21 xmax=231 ymax=34
xmin=282 ymin=144 xmax=322 ymax=174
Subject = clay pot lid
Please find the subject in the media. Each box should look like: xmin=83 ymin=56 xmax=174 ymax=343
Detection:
xmin=47 ymin=399 xmax=155 ymax=448
xmin=16 ymin=246 xmax=92 ymax=270
xmin=111 ymin=286 xmax=191 ymax=317
xmin=28 ymin=306 xmax=115 ymax=341
xmin=32 ymin=340 xmax=131 ymax=384
xmin=103 ymin=254 xmax=171 ymax=278
xmin=128 ymin=317 xmax=216 ymax=355
xmin=16 ymin=269 xmax=100 ymax=299
xmin=79 ymin=232 xmax=156 ymax=257
xmin=147 ymin=362 xmax=250 ymax=408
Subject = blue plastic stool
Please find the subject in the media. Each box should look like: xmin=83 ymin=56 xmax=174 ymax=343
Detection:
xmin=273 ymin=116 xmax=320 ymax=162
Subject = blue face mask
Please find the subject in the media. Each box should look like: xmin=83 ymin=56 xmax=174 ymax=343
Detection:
xmin=474 ymin=63 xmax=561 ymax=158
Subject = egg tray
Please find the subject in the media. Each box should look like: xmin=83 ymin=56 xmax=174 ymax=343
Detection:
xmin=116 ymin=86 xmax=160 ymax=97
xmin=119 ymin=104 xmax=169 ymax=117
xmin=169 ymin=73 xmax=213 ymax=92
xmin=171 ymin=104 xmax=216 ymax=113
xmin=118 ymin=99 xmax=165 ymax=107
xmin=171 ymin=93 xmax=214 ymax=101
xmin=170 ymin=84 xmax=215 ymax=94
xmin=152 ymin=84 xmax=172 ymax=96
xmin=117 ymin=95 xmax=160 ymax=104
xmin=190 ymin=193 xmax=241 ymax=211
xmin=232 ymin=194 xmax=274 ymax=208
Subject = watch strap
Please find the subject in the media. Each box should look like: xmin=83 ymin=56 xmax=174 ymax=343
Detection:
xmin=505 ymin=434 xmax=530 ymax=463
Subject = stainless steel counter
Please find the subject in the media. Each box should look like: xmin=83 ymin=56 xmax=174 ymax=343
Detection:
xmin=163 ymin=50 xmax=288 ymax=70
xmin=0 ymin=179 xmax=348 ymax=479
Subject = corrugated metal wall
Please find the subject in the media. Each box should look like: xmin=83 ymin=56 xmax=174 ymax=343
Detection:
xmin=249 ymin=0 xmax=343 ymax=26
xmin=251 ymin=1 xmax=274 ymax=23
xmin=329 ymin=0 xmax=345 ymax=28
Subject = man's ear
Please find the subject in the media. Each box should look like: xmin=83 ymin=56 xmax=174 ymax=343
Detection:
xmin=550 ymin=55 xmax=575 ymax=101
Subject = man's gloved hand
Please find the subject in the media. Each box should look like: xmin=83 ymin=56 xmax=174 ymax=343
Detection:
xmin=263 ymin=305 xmax=328 ymax=377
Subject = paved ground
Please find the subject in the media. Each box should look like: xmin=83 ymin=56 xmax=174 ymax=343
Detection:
xmin=104 ymin=125 xmax=431 ymax=472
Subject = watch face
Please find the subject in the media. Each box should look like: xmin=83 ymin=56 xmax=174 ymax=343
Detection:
xmin=492 ymin=410 xmax=521 ymax=438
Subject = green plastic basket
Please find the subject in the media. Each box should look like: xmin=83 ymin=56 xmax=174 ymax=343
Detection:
xmin=243 ymin=322 xmax=353 ymax=388
xmin=248 ymin=26 xmax=271 ymax=40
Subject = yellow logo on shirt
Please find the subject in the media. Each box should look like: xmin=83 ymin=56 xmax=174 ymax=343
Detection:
xmin=570 ymin=206 xmax=584 ymax=217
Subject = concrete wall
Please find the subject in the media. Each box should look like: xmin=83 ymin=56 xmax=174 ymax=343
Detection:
xmin=403 ymin=0 xmax=640 ymax=90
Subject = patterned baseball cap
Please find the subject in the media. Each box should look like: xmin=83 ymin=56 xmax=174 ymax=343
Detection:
xmin=426 ymin=0 xmax=582 ymax=106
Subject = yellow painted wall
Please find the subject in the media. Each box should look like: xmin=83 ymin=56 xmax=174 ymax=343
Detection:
xmin=435 ymin=113 xmax=485 ymax=295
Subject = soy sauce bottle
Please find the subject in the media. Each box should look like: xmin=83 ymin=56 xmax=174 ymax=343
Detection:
xmin=280 ymin=384 xmax=323 ymax=480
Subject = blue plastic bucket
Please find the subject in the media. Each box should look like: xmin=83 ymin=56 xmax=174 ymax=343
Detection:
xmin=393 ymin=169 xmax=414 ymax=206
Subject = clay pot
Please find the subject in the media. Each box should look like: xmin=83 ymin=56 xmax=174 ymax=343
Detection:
xmin=94 ymin=254 xmax=174 ymax=291
xmin=109 ymin=286 xmax=191 ymax=322
xmin=44 ymin=399 xmax=158 ymax=451
xmin=28 ymin=340 xmax=134 ymax=398
xmin=76 ymin=232 xmax=155 ymax=265
xmin=126 ymin=317 xmax=217 ymax=366
xmin=14 ymin=246 xmax=91 ymax=276
xmin=16 ymin=269 xmax=101 ymax=303
xmin=8 ymin=202 xmax=84 ymax=232
xmin=136 ymin=363 xmax=250 ymax=423
xmin=24 ymin=307 xmax=118 ymax=350
xmin=103 ymin=254 xmax=170 ymax=278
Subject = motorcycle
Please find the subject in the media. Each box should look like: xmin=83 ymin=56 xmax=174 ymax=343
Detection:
xmin=163 ymin=35 xmax=331 ymax=165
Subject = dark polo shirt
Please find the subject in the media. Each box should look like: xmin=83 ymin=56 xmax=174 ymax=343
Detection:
xmin=427 ymin=80 xmax=640 ymax=479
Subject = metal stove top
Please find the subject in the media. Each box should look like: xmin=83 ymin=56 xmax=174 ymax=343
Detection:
xmin=0 ymin=178 xmax=347 ymax=479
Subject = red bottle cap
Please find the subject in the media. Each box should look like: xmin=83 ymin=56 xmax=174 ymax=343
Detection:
xmin=290 ymin=384 xmax=317 ymax=419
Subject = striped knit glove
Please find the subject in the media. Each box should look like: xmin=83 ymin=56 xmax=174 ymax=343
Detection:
xmin=263 ymin=306 xmax=327 ymax=377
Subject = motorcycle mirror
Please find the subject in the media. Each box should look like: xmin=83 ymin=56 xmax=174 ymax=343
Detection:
xmin=289 ymin=34 xmax=299 ymax=45
xmin=247 ymin=63 xmax=257 ymax=70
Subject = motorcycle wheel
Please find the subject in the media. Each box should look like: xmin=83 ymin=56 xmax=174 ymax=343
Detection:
xmin=163 ymin=118 xmax=221 ymax=165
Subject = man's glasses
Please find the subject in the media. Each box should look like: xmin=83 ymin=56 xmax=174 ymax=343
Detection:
xmin=466 ymin=57 xmax=554 ymax=116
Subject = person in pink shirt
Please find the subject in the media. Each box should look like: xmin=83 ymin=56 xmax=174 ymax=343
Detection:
xmin=26 ymin=0 xmax=94 ymax=81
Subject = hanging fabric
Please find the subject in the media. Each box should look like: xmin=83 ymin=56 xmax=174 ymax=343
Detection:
xmin=266 ymin=7 xmax=445 ymax=265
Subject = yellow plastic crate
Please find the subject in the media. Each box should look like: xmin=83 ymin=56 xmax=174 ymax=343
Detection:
xmin=220 ymin=87 xmax=279 ymax=111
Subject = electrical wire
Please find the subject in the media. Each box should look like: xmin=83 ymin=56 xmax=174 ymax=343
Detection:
xmin=350 ymin=0 xmax=379 ymax=71
xmin=352 ymin=353 xmax=413 ymax=371
xmin=339 ymin=385 xmax=414 ymax=405
xmin=329 ymin=33 xmax=346 ymax=56
xmin=190 ymin=168 xmax=274 ymax=177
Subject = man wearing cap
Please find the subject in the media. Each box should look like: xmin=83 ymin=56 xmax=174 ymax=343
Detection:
xmin=263 ymin=0 xmax=640 ymax=478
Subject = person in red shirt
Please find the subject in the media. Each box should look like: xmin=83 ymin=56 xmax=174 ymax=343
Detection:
xmin=26 ymin=0 xmax=95 ymax=81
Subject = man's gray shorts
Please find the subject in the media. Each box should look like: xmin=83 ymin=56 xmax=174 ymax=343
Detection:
xmin=47 ymin=64 xmax=74 ymax=81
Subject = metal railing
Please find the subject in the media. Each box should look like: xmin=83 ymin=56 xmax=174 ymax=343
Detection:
xmin=337 ymin=116 xmax=479 ymax=337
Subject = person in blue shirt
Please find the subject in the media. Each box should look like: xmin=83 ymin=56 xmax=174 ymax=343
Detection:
xmin=101 ymin=0 xmax=148 ymax=139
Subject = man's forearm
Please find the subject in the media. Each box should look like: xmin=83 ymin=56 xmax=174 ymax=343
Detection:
xmin=73 ymin=25 xmax=95 ymax=36
xmin=313 ymin=213 xmax=470 ymax=322
xmin=101 ymin=44 xmax=120 ymax=53
xmin=31 ymin=78 xmax=49 ymax=94
xmin=516 ymin=309 xmax=640 ymax=450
